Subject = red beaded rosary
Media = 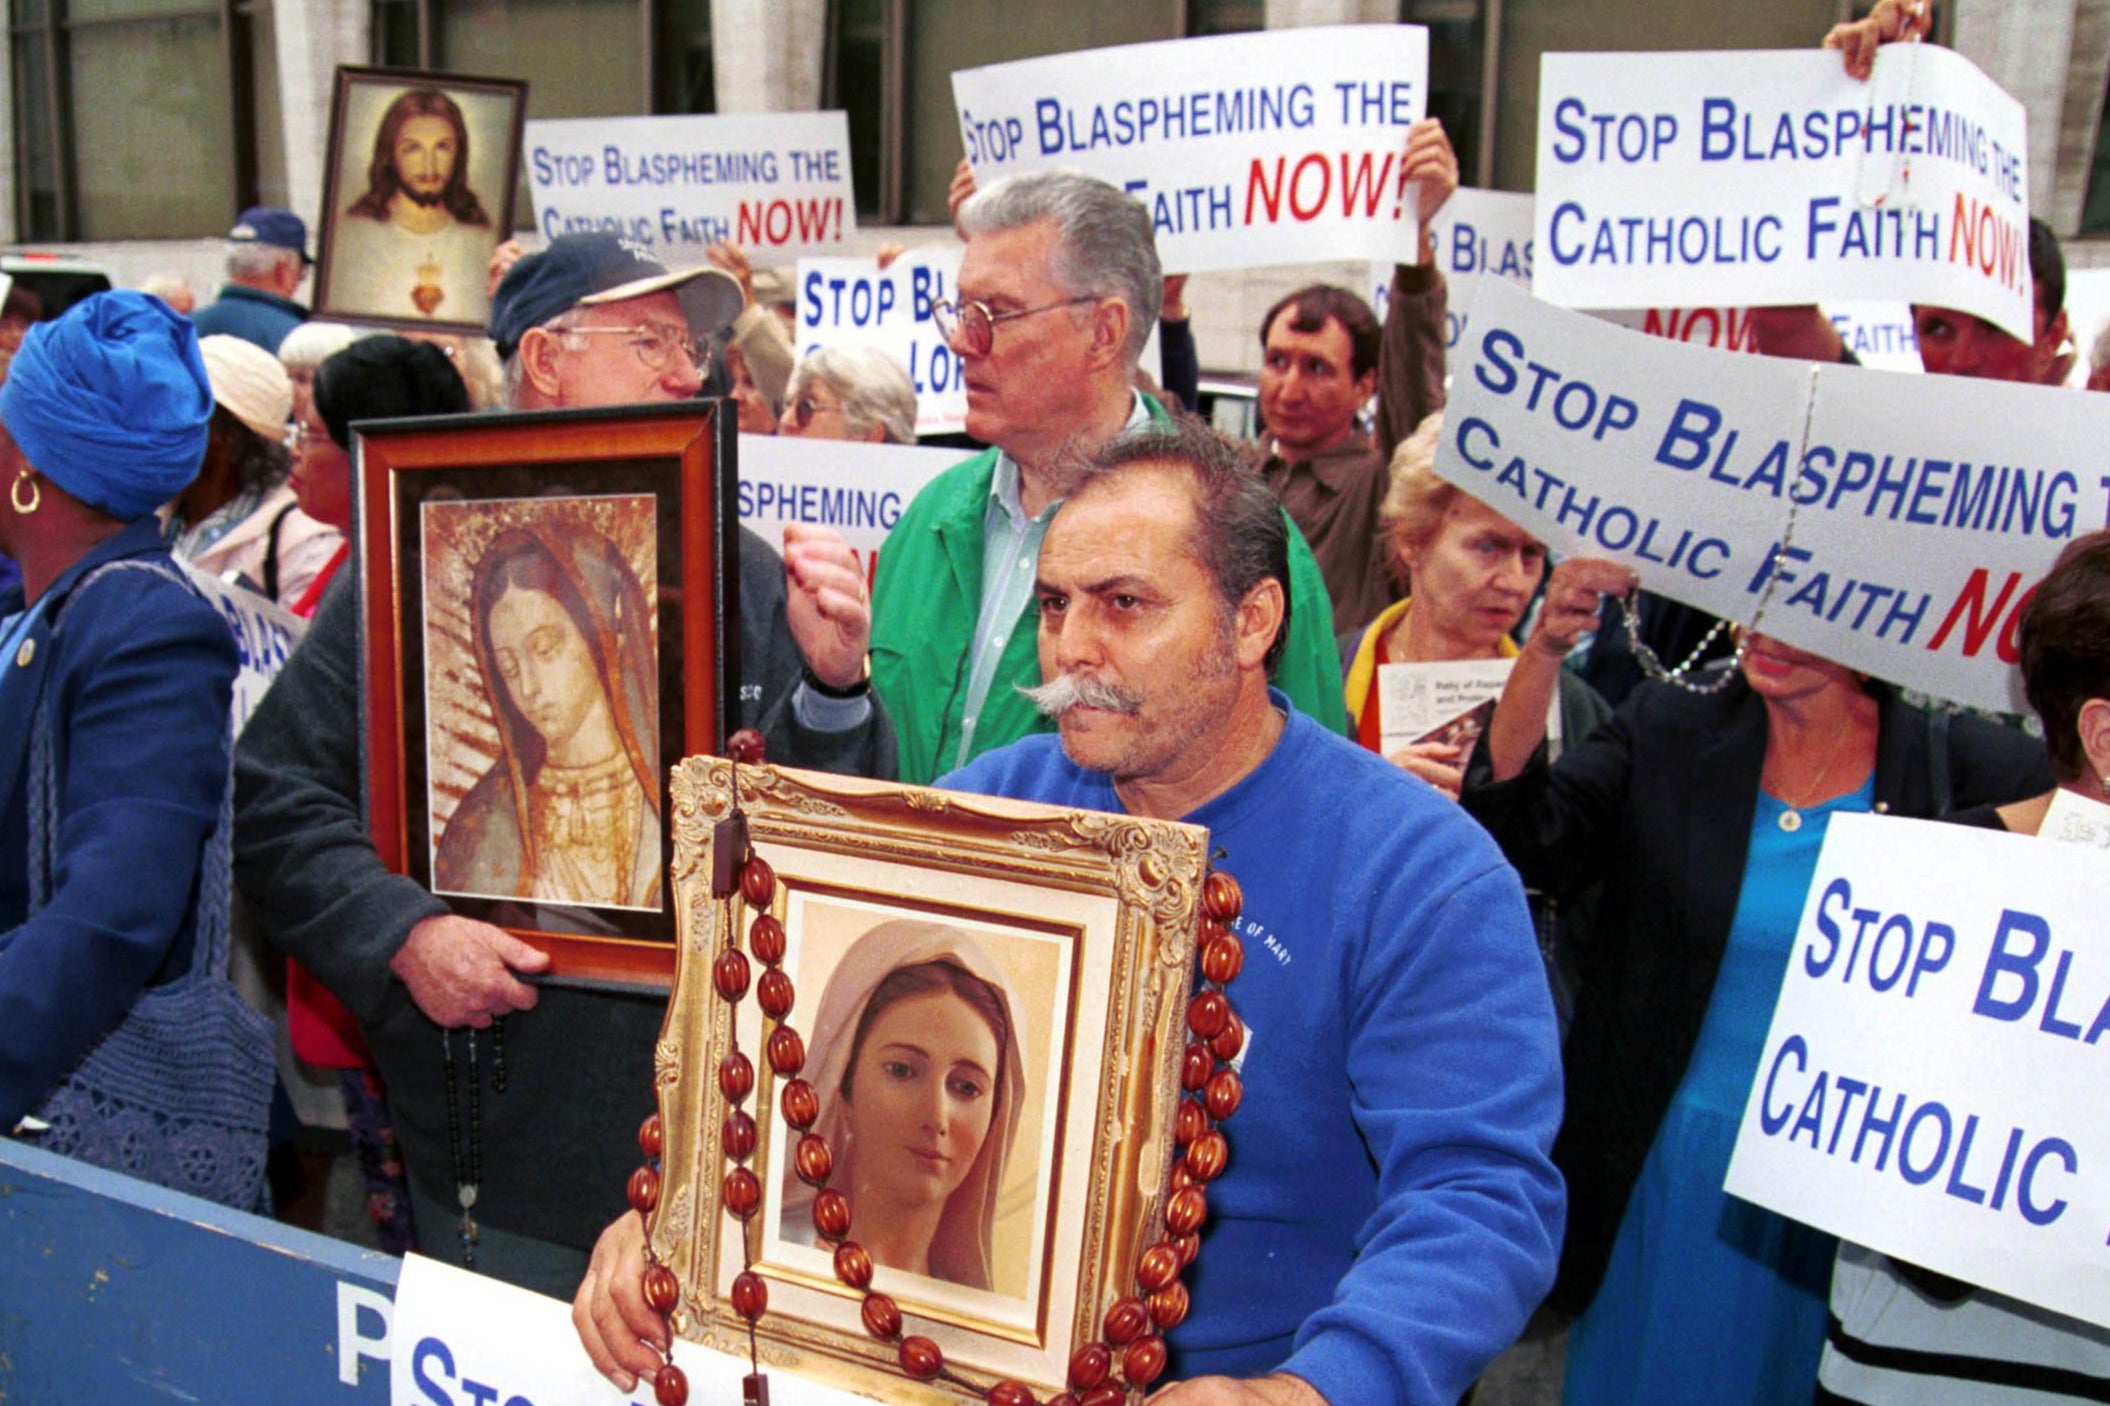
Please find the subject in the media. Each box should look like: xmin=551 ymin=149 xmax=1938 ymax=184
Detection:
xmin=626 ymin=735 xmax=1247 ymax=1405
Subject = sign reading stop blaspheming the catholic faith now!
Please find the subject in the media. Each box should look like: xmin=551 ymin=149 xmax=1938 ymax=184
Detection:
xmin=1724 ymin=815 xmax=2110 ymax=1329
xmin=951 ymin=25 xmax=1427 ymax=273
xmin=526 ymin=112 xmax=856 ymax=257
xmin=796 ymin=248 xmax=969 ymax=436
xmin=1535 ymin=45 xmax=2031 ymax=341
xmin=1435 ymin=278 xmax=2110 ymax=714
xmin=1424 ymin=189 xmax=1921 ymax=372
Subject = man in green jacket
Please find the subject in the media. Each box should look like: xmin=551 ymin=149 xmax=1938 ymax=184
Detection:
xmin=872 ymin=169 xmax=1347 ymax=784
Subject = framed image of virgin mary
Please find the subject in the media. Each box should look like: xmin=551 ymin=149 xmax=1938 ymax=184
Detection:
xmin=649 ymin=758 xmax=1212 ymax=1402
xmin=357 ymin=401 xmax=736 ymax=987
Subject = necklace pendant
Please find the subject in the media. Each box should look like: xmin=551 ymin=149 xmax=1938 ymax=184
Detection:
xmin=1778 ymin=807 xmax=1803 ymax=833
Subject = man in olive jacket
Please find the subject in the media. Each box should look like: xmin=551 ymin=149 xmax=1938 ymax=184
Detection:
xmin=872 ymin=169 xmax=1347 ymax=784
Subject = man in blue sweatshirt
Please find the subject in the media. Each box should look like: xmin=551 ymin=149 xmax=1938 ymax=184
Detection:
xmin=576 ymin=417 xmax=1563 ymax=1404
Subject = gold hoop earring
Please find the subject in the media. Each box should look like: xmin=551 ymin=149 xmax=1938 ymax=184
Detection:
xmin=10 ymin=468 xmax=38 ymax=516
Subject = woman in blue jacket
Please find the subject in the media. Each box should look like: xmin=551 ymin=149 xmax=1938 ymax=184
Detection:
xmin=0 ymin=291 xmax=267 ymax=1210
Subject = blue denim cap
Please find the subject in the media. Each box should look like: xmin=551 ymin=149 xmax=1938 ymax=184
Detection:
xmin=229 ymin=206 xmax=310 ymax=264
xmin=488 ymin=233 xmax=745 ymax=360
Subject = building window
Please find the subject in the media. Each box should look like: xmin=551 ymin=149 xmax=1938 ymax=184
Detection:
xmin=11 ymin=0 xmax=261 ymax=241
xmin=828 ymin=0 xmax=1233 ymax=226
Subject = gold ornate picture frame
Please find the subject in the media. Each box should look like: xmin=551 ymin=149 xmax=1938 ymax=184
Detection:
xmin=650 ymin=757 xmax=1210 ymax=1402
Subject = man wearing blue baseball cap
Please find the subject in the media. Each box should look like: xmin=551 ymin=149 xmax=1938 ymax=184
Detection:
xmin=234 ymin=233 xmax=893 ymax=1294
xmin=191 ymin=207 xmax=312 ymax=353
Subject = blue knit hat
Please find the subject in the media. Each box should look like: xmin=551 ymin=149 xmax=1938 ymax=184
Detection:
xmin=1 ymin=290 xmax=214 ymax=521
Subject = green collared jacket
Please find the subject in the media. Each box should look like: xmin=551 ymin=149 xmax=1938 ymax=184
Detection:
xmin=873 ymin=408 xmax=1350 ymax=785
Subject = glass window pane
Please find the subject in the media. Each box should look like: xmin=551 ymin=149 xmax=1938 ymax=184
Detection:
xmin=1186 ymin=0 xmax=1261 ymax=37
xmin=70 ymin=14 xmax=233 ymax=238
xmin=438 ymin=0 xmax=642 ymax=118
xmin=905 ymin=1 xmax=1179 ymax=224
xmin=830 ymin=0 xmax=884 ymax=218
xmin=656 ymin=0 xmax=715 ymax=114
xmin=1492 ymin=0 xmax=1839 ymax=192
xmin=67 ymin=0 xmax=219 ymax=19
xmin=252 ymin=0 xmax=288 ymax=209
xmin=13 ymin=31 xmax=62 ymax=239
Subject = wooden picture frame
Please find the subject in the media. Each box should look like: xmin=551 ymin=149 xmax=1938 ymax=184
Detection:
xmin=651 ymin=758 xmax=1211 ymax=1402
xmin=357 ymin=402 xmax=737 ymax=988
xmin=313 ymin=65 xmax=528 ymax=334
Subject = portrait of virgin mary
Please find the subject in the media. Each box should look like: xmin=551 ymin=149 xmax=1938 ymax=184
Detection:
xmin=433 ymin=524 xmax=661 ymax=909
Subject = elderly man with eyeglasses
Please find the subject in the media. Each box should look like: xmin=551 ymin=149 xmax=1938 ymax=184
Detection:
xmin=868 ymin=170 xmax=1349 ymax=785
xmin=230 ymin=233 xmax=894 ymax=1296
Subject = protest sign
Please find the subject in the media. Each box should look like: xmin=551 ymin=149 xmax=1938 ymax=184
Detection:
xmin=390 ymin=1253 xmax=871 ymax=1405
xmin=952 ymin=26 xmax=1427 ymax=272
xmin=796 ymin=249 xmax=1162 ymax=439
xmin=796 ymin=248 xmax=969 ymax=436
xmin=526 ymin=112 xmax=855 ymax=258
xmin=1427 ymin=188 xmax=1915 ymax=367
xmin=736 ymin=433 xmax=958 ymax=588
xmin=1724 ymin=813 xmax=2110 ymax=1329
xmin=1534 ymin=46 xmax=2032 ymax=340
xmin=181 ymin=565 xmax=305 ymax=737
xmin=1435 ymin=278 xmax=2106 ymax=713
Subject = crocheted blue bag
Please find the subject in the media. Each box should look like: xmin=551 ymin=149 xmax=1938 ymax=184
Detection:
xmin=24 ymin=559 xmax=275 ymax=1214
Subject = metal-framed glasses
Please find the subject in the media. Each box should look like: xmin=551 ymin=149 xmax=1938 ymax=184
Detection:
xmin=931 ymin=295 xmax=1099 ymax=356
xmin=554 ymin=322 xmax=712 ymax=374
xmin=790 ymin=392 xmax=847 ymax=429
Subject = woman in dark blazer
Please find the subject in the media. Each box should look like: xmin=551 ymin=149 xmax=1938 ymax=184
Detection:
xmin=1462 ymin=556 xmax=2052 ymax=1406
xmin=0 ymin=291 xmax=265 ymax=1210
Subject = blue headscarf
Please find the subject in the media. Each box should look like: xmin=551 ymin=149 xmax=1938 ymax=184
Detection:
xmin=1 ymin=290 xmax=213 ymax=522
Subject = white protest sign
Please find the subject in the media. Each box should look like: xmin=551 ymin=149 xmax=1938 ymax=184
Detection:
xmin=527 ymin=112 xmax=856 ymax=258
xmin=1724 ymin=814 xmax=2110 ymax=1329
xmin=736 ymin=433 xmax=957 ymax=589
xmin=1426 ymin=188 xmax=1914 ymax=367
xmin=389 ymin=1252 xmax=873 ymax=1405
xmin=796 ymin=248 xmax=969 ymax=436
xmin=952 ymin=26 xmax=1427 ymax=273
xmin=1534 ymin=46 xmax=2032 ymax=340
xmin=181 ymin=564 xmax=305 ymax=738
xmin=1435 ymin=278 xmax=2106 ymax=713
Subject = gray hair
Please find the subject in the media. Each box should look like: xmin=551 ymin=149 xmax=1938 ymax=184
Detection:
xmin=278 ymin=321 xmax=365 ymax=375
xmin=958 ymin=170 xmax=1160 ymax=367
xmin=228 ymin=242 xmax=298 ymax=282
xmin=1069 ymin=417 xmax=1292 ymax=671
xmin=788 ymin=344 xmax=918 ymax=444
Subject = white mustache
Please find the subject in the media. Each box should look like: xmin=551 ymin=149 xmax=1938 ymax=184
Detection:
xmin=1016 ymin=672 xmax=1143 ymax=718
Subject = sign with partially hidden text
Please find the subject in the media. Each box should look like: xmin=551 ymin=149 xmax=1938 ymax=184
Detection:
xmin=181 ymin=565 xmax=305 ymax=737
xmin=952 ymin=25 xmax=1428 ymax=272
xmin=735 ymin=433 xmax=957 ymax=587
xmin=1435 ymin=278 xmax=2105 ymax=713
xmin=1725 ymin=814 xmax=2110 ymax=1330
xmin=796 ymin=248 xmax=969 ymax=436
xmin=1534 ymin=46 xmax=2031 ymax=339
xmin=1431 ymin=188 xmax=1917 ymax=369
xmin=526 ymin=112 xmax=856 ymax=257
xmin=390 ymin=1252 xmax=871 ymax=1405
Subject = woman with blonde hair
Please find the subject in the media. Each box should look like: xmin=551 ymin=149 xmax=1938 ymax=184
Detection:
xmin=781 ymin=918 xmax=1025 ymax=1290
xmin=1343 ymin=411 xmax=1610 ymax=797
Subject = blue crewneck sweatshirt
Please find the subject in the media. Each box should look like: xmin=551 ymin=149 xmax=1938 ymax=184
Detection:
xmin=946 ymin=699 xmax=1564 ymax=1403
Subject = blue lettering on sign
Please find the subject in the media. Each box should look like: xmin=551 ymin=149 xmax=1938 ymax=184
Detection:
xmin=411 ymin=1335 xmax=536 ymax=1406
xmin=1755 ymin=1035 xmax=2081 ymax=1227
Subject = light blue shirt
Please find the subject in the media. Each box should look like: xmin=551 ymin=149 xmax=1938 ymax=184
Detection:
xmin=954 ymin=393 xmax=1151 ymax=768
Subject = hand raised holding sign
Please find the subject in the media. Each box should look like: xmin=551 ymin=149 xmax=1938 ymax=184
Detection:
xmin=1487 ymin=556 xmax=1636 ymax=782
xmin=1402 ymin=118 xmax=1459 ymax=265
xmin=1825 ymin=0 xmax=1933 ymax=81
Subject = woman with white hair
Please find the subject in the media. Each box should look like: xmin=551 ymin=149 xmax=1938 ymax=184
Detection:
xmin=779 ymin=344 xmax=918 ymax=445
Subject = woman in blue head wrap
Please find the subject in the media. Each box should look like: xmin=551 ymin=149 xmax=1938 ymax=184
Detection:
xmin=0 ymin=290 xmax=271 ymax=1212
